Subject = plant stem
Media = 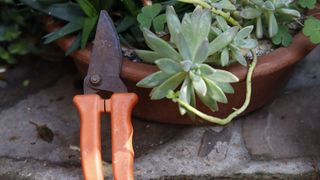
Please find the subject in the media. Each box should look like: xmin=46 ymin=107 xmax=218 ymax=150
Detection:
xmin=175 ymin=50 xmax=257 ymax=125
xmin=178 ymin=0 xmax=241 ymax=27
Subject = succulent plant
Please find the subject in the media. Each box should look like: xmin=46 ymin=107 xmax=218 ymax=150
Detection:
xmin=205 ymin=0 xmax=236 ymax=11
xmin=207 ymin=16 xmax=258 ymax=66
xmin=136 ymin=6 xmax=240 ymax=118
xmin=240 ymin=0 xmax=300 ymax=38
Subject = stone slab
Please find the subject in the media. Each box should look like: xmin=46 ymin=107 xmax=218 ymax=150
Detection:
xmin=242 ymin=86 xmax=320 ymax=160
xmin=0 ymin=75 xmax=185 ymax=165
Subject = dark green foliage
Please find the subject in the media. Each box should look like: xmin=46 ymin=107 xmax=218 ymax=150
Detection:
xmin=0 ymin=0 xmax=38 ymax=64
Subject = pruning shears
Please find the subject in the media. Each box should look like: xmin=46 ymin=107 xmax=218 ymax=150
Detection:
xmin=73 ymin=10 xmax=138 ymax=180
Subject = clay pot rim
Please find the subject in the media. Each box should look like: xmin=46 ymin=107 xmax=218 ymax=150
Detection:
xmin=45 ymin=7 xmax=319 ymax=83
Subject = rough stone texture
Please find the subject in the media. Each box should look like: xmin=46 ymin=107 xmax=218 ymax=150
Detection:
xmin=0 ymin=157 xmax=82 ymax=180
xmin=0 ymin=58 xmax=75 ymax=110
xmin=286 ymin=45 xmax=320 ymax=91
xmin=242 ymin=86 xmax=320 ymax=160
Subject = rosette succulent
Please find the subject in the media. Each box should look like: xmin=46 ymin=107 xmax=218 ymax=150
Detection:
xmin=136 ymin=6 xmax=240 ymax=118
xmin=240 ymin=0 xmax=301 ymax=38
xmin=208 ymin=16 xmax=258 ymax=66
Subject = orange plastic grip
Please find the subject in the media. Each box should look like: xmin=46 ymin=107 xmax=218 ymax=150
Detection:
xmin=73 ymin=94 xmax=105 ymax=180
xmin=109 ymin=93 xmax=138 ymax=180
xmin=74 ymin=93 xmax=138 ymax=180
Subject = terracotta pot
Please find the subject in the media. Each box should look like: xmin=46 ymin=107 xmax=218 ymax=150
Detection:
xmin=45 ymin=7 xmax=319 ymax=125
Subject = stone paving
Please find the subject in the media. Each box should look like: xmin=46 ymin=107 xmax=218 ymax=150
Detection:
xmin=0 ymin=46 xmax=319 ymax=179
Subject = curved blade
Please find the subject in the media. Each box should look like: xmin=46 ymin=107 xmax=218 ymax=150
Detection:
xmin=84 ymin=10 xmax=127 ymax=94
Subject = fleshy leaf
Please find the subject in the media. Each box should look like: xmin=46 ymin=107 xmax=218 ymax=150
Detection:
xmin=151 ymin=72 xmax=186 ymax=99
xmin=137 ymin=71 xmax=171 ymax=88
xmin=142 ymin=28 xmax=182 ymax=61
xmin=193 ymin=39 xmax=209 ymax=64
xmin=235 ymin=26 xmax=254 ymax=40
xmin=240 ymin=8 xmax=262 ymax=19
xmin=208 ymin=26 xmax=238 ymax=55
xmin=205 ymin=69 xmax=239 ymax=83
xmin=256 ymin=17 xmax=263 ymax=38
xmin=220 ymin=48 xmax=229 ymax=66
xmin=190 ymin=71 xmax=207 ymax=96
xmin=155 ymin=58 xmax=182 ymax=74
xmin=166 ymin=6 xmax=181 ymax=44
xmin=268 ymin=12 xmax=278 ymax=37
xmin=204 ymin=77 xmax=228 ymax=103
xmin=135 ymin=50 xmax=163 ymax=64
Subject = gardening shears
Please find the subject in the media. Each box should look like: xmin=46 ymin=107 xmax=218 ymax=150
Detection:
xmin=73 ymin=10 xmax=138 ymax=180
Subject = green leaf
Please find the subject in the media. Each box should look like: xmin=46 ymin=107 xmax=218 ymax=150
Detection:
xmin=137 ymin=13 xmax=152 ymax=29
xmin=204 ymin=77 xmax=228 ymax=103
xmin=137 ymin=71 xmax=171 ymax=88
xmin=116 ymin=15 xmax=135 ymax=33
xmin=277 ymin=8 xmax=300 ymax=18
xmin=240 ymin=8 xmax=262 ymax=19
xmin=180 ymin=60 xmax=193 ymax=72
xmin=303 ymin=17 xmax=320 ymax=44
xmin=256 ymin=17 xmax=263 ymax=39
xmin=76 ymin=0 xmax=97 ymax=17
xmin=44 ymin=19 xmax=83 ymax=44
xmin=235 ymin=39 xmax=258 ymax=49
xmin=122 ymin=0 xmax=140 ymax=16
xmin=81 ymin=15 xmax=98 ymax=49
xmin=166 ymin=6 xmax=181 ymax=44
xmin=262 ymin=1 xmax=275 ymax=11
xmin=135 ymin=50 xmax=163 ymax=64
xmin=138 ymin=3 xmax=166 ymax=32
xmin=143 ymin=28 xmax=182 ymax=61
xmin=215 ymin=81 xmax=234 ymax=94
xmin=8 ymin=41 xmax=29 ymax=55
xmin=179 ymin=77 xmax=192 ymax=115
xmin=193 ymin=39 xmax=209 ymax=64
xmin=220 ymin=48 xmax=229 ymax=66
xmin=235 ymin=26 xmax=254 ymax=40
xmin=181 ymin=6 xmax=211 ymax=56
xmin=176 ymin=33 xmax=192 ymax=60
xmin=153 ymin=14 xmax=167 ymax=32
xmin=298 ymin=0 xmax=316 ymax=9
xmin=197 ymin=91 xmax=219 ymax=112
xmin=205 ymin=69 xmax=239 ymax=83
xmin=199 ymin=64 xmax=216 ymax=75
xmin=268 ymin=12 xmax=278 ymax=37
xmin=190 ymin=71 xmax=207 ymax=96
xmin=151 ymin=72 xmax=186 ymax=100
xmin=272 ymin=25 xmax=292 ymax=47
xmin=179 ymin=77 xmax=196 ymax=119
xmin=0 ymin=25 xmax=21 ymax=42
xmin=216 ymin=16 xmax=229 ymax=31
xmin=212 ymin=0 xmax=236 ymax=11
xmin=155 ymin=58 xmax=182 ymax=74
xmin=208 ymin=26 xmax=238 ymax=55
xmin=0 ymin=46 xmax=10 ymax=60
xmin=141 ymin=3 xmax=162 ymax=18
xmin=231 ymin=48 xmax=247 ymax=66
xmin=20 ymin=0 xmax=84 ymax=22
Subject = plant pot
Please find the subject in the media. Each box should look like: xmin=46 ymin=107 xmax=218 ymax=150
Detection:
xmin=45 ymin=7 xmax=319 ymax=125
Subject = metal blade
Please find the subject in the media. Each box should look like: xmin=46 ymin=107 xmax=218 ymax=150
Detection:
xmin=84 ymin=10 xmax=127 ymax=94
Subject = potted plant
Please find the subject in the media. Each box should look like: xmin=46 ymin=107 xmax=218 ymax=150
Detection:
xmin=21 ymin=0 xmax=320 ymax=124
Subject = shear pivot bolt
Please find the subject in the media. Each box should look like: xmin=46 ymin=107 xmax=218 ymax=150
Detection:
xmin=90 ymin=74 xmax=101 ymax=86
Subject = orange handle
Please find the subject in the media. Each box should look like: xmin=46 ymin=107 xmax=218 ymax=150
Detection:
xmin=74 ymin=93 xmax=138 ymax=180
xmin=109 ymin=93 xmax=138 ymax=180
xmin=73 ymin=94 xmax=105 ymax=180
